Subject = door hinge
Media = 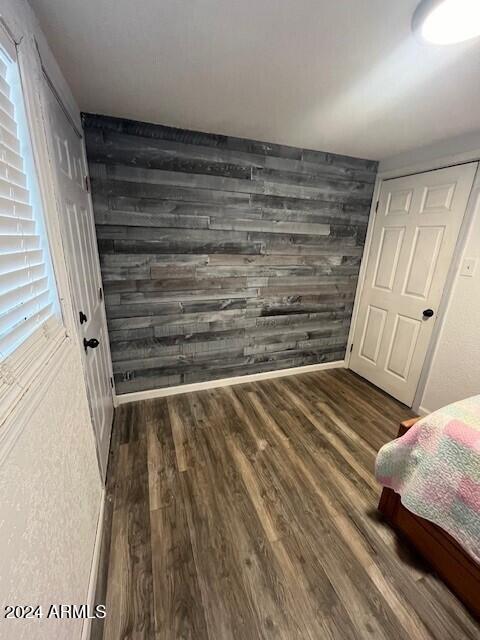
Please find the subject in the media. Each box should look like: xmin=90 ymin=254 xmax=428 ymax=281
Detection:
xmin=350 ymin=343 xmax=353 ymax=353
xmin=375 ymin=200 xmax=379 ymax=213
xmin=110 ymin=376 xmax=114 ymax=389
xmin=84 ymin=175 xmax=90 ymax=192
xmin=98 ymin=286 xmax=103 ymax=301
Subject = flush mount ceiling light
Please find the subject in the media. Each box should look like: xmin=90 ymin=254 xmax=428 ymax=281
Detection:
xmin=413 ymin=0 xmax=480 ymax=45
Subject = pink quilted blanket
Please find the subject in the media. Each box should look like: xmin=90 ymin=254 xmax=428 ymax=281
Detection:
xmin=375 ymin=395 xmax=480 ymax=564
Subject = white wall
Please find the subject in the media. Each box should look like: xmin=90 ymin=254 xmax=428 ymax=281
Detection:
xmin=0 ymin=348 xmax=102 ymax=640
xmin=0 ymin=2 xmax=102 ymax=639
xmin=379 ymin=135 xmax=480 ymax=415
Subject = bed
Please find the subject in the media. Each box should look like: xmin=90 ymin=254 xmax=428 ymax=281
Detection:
xmin=376 ymin=397 xmax=480 ymax=620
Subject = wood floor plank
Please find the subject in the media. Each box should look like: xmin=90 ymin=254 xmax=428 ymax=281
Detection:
xmin=252 ymin=378 xmax=469 ymax=640
xmin=235 ymin=385 xmax=419 ymax=640
xmin=292 ymin=371 xmax=406 ymax=452
xmin=179 ymin=392 xmax=320 ymax=640
xmin=146 ymin=399 xmax=178 ymax=510
xmin=91 ymin=404 xmax=127 ymax=640
xmin=149 ymin=501 xmax=209 ymax=640
xmin=145 ymin=399 xmax=210 ymax=639
xmin=274 ymin=377 xmax=378 ymax=491
xmin=166 ymin=397 xmax=190 ymax=472
xmin=101 ymin=369 xmax=479 ymax=640
xmin=103 ymin=431 xmax=154 ymax=640
xmin=223 ymin=391 xmax=362 ymax=639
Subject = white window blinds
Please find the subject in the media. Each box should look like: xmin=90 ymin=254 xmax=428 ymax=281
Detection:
xmin=0 ymin=44 xmax=58 ymax=361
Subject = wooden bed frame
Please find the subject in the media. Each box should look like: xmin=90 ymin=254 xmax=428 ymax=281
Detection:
xmin=378 ymin=417 xmax=480 ymax=621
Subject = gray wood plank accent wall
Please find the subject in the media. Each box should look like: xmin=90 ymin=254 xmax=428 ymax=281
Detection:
xmin=82 ymin=114 xmax=377 ymax=395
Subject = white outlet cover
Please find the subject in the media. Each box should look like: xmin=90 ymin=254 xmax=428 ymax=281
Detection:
xmin=460 ymin=257 xmax=477 ymax=277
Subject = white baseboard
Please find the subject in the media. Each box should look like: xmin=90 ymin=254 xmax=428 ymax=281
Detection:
xmin=114 ymin=360 xmax=345 ymax=406
xmin=416 ymin=405 xmax=431 ymax=417
xmin=81 ymin=489 xmax=105 ymax=640
xmin=411 ymin=403 xmax=431 ymax=417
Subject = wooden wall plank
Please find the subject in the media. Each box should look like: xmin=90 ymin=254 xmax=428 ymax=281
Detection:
xmin=85 ymin=128 xmax=377 ymax=183
xmin=84 ymin=114 xmax=377 ymax=394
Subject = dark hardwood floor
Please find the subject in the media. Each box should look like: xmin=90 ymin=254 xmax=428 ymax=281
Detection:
xmin=98 ymin=368 xmax=479 ymax=639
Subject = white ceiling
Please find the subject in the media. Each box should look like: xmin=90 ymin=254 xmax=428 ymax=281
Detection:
xmin=30 ymin=0 xmax=480 ymax=160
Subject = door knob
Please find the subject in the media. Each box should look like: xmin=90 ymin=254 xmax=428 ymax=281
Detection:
xmin=84 ymin=337 xmax=99 ymax=351
xmin=422 ymin=309 xmax=434 ymax=318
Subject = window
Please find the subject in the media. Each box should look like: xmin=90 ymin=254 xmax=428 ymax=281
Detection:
xmin=0 ymin=35 xmax=59 ymax=363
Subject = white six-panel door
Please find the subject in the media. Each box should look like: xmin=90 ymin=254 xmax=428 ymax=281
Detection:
xmin=43 ymin=80 xmax=113 ymax=480
xmin=350 ymin=163 xmax=477 ymax=406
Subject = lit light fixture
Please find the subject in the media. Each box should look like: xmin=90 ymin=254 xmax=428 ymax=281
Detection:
xmin=412 ymin=0 xmax=480 ymax=45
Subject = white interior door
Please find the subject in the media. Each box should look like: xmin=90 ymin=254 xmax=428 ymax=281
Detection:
xmin=43 ymin=81 xmax=113 ymax=480
xmin=350 ymin=163 xmax=477 ymax=406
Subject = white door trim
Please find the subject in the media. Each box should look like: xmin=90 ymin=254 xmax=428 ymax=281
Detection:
xmin=347 ymin=155 xmax=480 ymax=410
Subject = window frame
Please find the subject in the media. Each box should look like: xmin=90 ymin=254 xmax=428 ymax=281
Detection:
xmin=0 ymin=20 xmax=71 ymax=427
